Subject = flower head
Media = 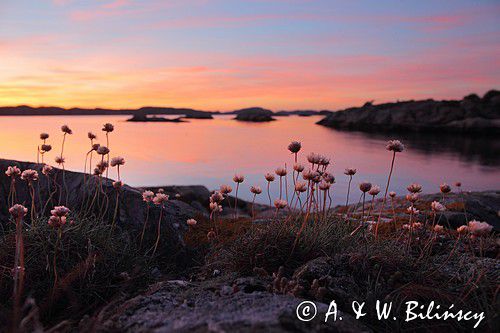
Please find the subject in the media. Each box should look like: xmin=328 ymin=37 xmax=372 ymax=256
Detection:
xmin=274 ymin=199 xmax=288 ymax=209
xmin=431 ymin=201 xmax=446 ymax=212
xmin=41 ymin=144 xmax=52 ymax=152
xmin=457 ymin=225 xmax=469 ymax=235
xmin=322 ymin=172 xmax=335 ymax=184
xmin=92 ymin=143 xmax=100 ymax=151
xmin=42 ymin=164 xmax=53 ymax=175
xmin=275 ymin=167 xmax=287 ymax=176
xmin=209 ymin=202 xmax=223 ymax=212
xmin=113 ymin=180 xmax=123 ymax=189
xmin=102 ymin=123 xmax=114 ymax=132
xmin=88 ymin=132 xmax=97 ymax=140
xmin=48 ymin=215 xmax=67 ymax=228
xmin=5 ymin=166 xmax=21 ymax=178
xmin=318 ymin=155 xmax=330 ymax=166
xmin=51 ymin=206 xmax=70 ymax=217
xmin=250 ymin=185 xmax=262 ymax=194
xmin=220 ymin=184 xmax=233 ymax=194
xmin=344 ymin=168 xmax=356 ymax=176
xmin=265 ymin=173 xmax=275 ymax=182
xmin=405 ymin=193 xmax=419 ymax=203
xmin=21 ymin=169 xmax=39 ymax=182
xmin=40 ymin=133 xmax=49 ymax=140
xmin=9 ymin=204 xmax=27 ymax=218
xmin=210 ymin=191 xmax=224 ymax=203
xmin=386 ymin=140 xmax=404 ymax=152
xmin=302 ymin=169 xmax=317 ymax=181
xmin=61 ymin=125 xmax=72 ymax=134
xmin=468 ymin=220 xmax=493 ymax=237
xmin=233 ymin=174 xmax=244 ymax=183
xmin=407 ymin=183 xmax=422 ymax=193
xmin=368 ymin=185 xmax=380 ymax=196
xmin=306 ymin=152 xmax=321 ymax=165
xmin=187 ymin=218 xmax=197 ymax=226
xmin=389 ymin=191 xmax=397 ymax=198
xmin=55 ymin=156 xmax=65 ymax=164
xmin=434 ymin=225 xmax=444 ymax=233
xmin=96 ymin=161 xmax=108 ymax=173
xmin=359 ymin=182 xmax=372 ymax=193
xmin=440 ymin=183 xmax=451 ymax=194
xmin=293 ymin=163 xmax=304 ymax=172
xmin=110 ymin=156 xmax=125 ymax=167
xmin=287 ymin=141 xmax=301 ymax=154
xmin=406 ymin=206 xmax=419 ymax=214
xmin=97 ymin=146 xmax=110 ymax=155
xmin=142 ymin=190 xmax=154 ymax=202
xmin=153 ymin=193 xmax=169 ymax=205
xmin=319 ymin=181 xmax=331 ymax=191
xmin=295 ymin=182 xmax=307 ymax=193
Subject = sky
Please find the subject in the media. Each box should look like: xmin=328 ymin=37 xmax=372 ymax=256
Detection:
xmin=0 ymin=0 xmax=499 ymax=111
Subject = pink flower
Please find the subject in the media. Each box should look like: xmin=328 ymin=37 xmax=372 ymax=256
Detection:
xmin=306 ymin=152 xmax=321 ymax=165
xmin=210 ymin=191 xmax=224 ymax=203
xmin=287 ymin=141 xmax=301 ymax=154
xmin=295 ymin=182 xmax=307 ymax=192
xmin=468 ymin=220 xmax=493 ymax=237
xmin=51 ymin=206 xmax=70 ymax=217
xmin=220 ymin=184 xmax=233 ymax=194
xmin=406 ymin=206 xmax=419 ymax=215
xmin=97 ymin=146 xmax=110 ymax=155
xmin=368 ymin=185 xmax=380 ymax=196
xmin=40 ymin=133 xmax=49 ymax=140
xmin=102 ymin=123 xmax=114 ymax=132
xmin=55 ymin=156 xmax=65 ymax=164
xmin=209 ymin=202 xmax=223 ymax=212
xmin=48 ymin=215 xmax=66 ymax=228
xmin=110 ymin=156 xmax=125 ymax=167
xmin=430 ymin=201 xmax=446 ymax=212
xmin=275 ymin=167 xmax=287 ymax=176
xmin=319 ymin=181 xmax=330 ymax=191
xmin=322 ymin=172 xmax=335 ymax=184
xmin=233 ymin=174 xmax=244 ymax=183
xmin=407 ymin=183 xmax=422 ymax=193
xmin=405 ymin=193 xmax=419 ymax=203
xmin=41 ymin=144 xmax=52 ymax=152
xmin=88 ymin=132 xmax=97 ymax=140
xmin=440 ymin=183 xmax=451 ymax=194
xmin=9 ymin=204 xmax=27 ymax=218
xmin=265 ymin=173 xmax=275 ymax=182
xmin=434 ymin=225 xmax=444 ymax=233
xmin=359 ymin=182 xmax=372 ymax=193
xmin=250 ymin=185 xmax=262 ymax=194
xmin=92 ymin=143 xmax=100 ymax=151
xmin=293 ymin=163 xmax=305 ymax=172
xmin=142 ymin=190 xmax=154 ymax=202
xmin=389 ymin=191 xmax=397 ymax=198
xmin=456 ymin=225 xmax=469 ymax=235
xmin=187 ymin=219 xmax=197 ymax=226
xmin=344 ymin=168 xmax=356 ymax=176
xmin=386 ymin=140 xmax=404 ymax=152
xmin=274 ymin=199 xmax=288 ymax=209
xmin=42 ymin=165 xmax=53 ymax=175
xmin=153 ymin=193 xmax=169 ymax=205
xmin=5 ymin=166 xmax=21 ymax=177
xmin=113 ymin=180 xmax=123 ymax=189
xmin=21 ymin=169 xmax=39 ymax=182
xmin=61 ymin=125 xmax=72 ymax=134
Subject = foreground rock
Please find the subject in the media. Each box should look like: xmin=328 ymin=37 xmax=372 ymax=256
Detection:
xmin=317 ymin=90 xmax=500 ymax=133
xmin=234 ymin=107 xmax=275 ymax=122
xmin=87 ymin=279 xmax=370 ymax=332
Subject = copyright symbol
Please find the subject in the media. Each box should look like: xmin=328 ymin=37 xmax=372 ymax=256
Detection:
xmin=296 ymin=301 xmax=317 ymax=321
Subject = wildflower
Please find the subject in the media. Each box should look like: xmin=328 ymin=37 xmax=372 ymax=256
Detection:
xmin=389 ymin=191 xmax=397 ymax=198
xmin=51 ymin=206 xmax=70 ymax=217
xmin=405 ymin=193 xmax=419 ymax=203
xmin=210 ymin=191 xmax=224 ymax=203
xmin=158 ymin=188 xmax=165 ymax=193
xmin=295 ymin=182 xmax=307 ymax=192
xmin=233 ymin=174 xmax=244 ymax=183
xmin=407 ymin=183 xmax=422 ymax=193
xmin=113 ymin=181 xmax=123 ymax=189
xmin=344 ymin=168 xmax=356 ymax=176
xmin=440 ymin=183 xmax=451 ymax=194
xmin=97 ymin=146 xmax=110 ymax=155
xmin=359 ymin=182 xmax=372 ymax=193
xmin=21 ymin=169 xmax=39 ymax=182
xmin=468 ymin=220 xmax=493 ymax=237
xmin=457 ymin=225 xmax=469 ymax=235
xmin=110 ymin=156 xmax=125 ymax=167
xmin=55 ymin=156 xmax=65 ymax=164
xmin=368 ymin=185 xmax=380 ymax=196
xmin=386 ymin=140 xmax=404 ymax=152
xmin=187 ymin=219 xmax=197 ymax=226
xmin=61 ymin=125 xmax=72 ymax=135
xmin=96 ymin=161 xmax=108 ymax=173
xmin=434 ymin=225 xmax=444 ymax=233
xmin=265 ymin=173 xmax=275 ymax=182
xmin=319 ymin=156 xmax=330 ymax=167
xmin=209 ymin=202 xmax=223 ymax=212
xmin=175 ymin=194 xmax=181 ymax=199
xmin=274 ymin=199 xmax=288 ymax=209
xmin=48 ymin=215 xmax=66 ymax=228
xmin=413 ymin=222 xmax=423 ymax=229
xmin=92 ymin=143 xmax=100 ymax=151
xmin=293 ymin=163 xmax=305 ymax=172
xmin=142 ymin=190 xmax=154 ymax=202
xmin=306 ymin=152 xmax=321 ymax=165
xmin=319 ymin=181 xmax=330 ymax=191
xmin=42 ymin=165 xmax=53 ymax=175
xmin=287 ymin=141 xmax=301 ymax=154
xmin=9 ymin=204 xmax=27 ymax=218
xmin=220 ymin=184 xmax=233 ymax=194
xmin=322 ymin=172 xmax=335 ymax=184
xmin=5 ymin=166 xmax=21 ymax=177
xmin=406 ymin=206 xmax=419 ymax=214
xmin=250 ymin=185 xmax=262 ymax=194
xmin=102 ymin=123 xmax=114 ymax=132
xmin=41 ymin=144 xmax=52 ymax=152
xmin=40 ymin=133 xmax=49 ymax=140
xmin=275 ymin=167 xmax=287 ymax=176
xmin=302 ymin=169 xmax=318 ymax=181
xmin=455 ymin=182 xmax=462 ymax=187
xmin=88 ymin=132 xmax=97 ymax=140
xmin=153 ymin=193 xmax=169 ymax=205
xmin=431 ymin=201 xmax=446 ymax=212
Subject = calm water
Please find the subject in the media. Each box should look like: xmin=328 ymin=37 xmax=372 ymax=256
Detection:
xmin=0 ymin=115 xmax=498 ymax=205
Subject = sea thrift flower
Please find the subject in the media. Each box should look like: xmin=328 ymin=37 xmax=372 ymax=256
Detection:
xmin=55 ymin=156 xmax=65 ymax=164
xmin=41 ymin=144 xmax=52 ymax=152
xmin=287 ymin=141 xmax=301 ymax=154
xmin=293 ymin=163 xmax=305 ymax=172
xmin=142 ymin=190 xmax=154 ymax=202
xmin=306 ymin=153 xmax=321 ymax=165
xmin=97 ymin=146 xmax=110 ymax=156
xmin=302 ymin=169 xmax=318 ymax=181
xmin=457 ymin=225 xmax=469 ymax=235
xmin=153 ymin=193 xmax=169 ymax=205
xmin=96 ymin=161 xmax=108 ymax=173
xmin=21 ymin=170 xmax=39 ymax=182
xmin=210 ymin=191 xmax=224 ymax=203
xmin=92 ymin=143 xmax=100 ymax=151
xmin=405 ymin=193 xmax=419 ymax=203
xmin=265 ymin=173 xmax=275 ymax=182
xmin=434 ymin=225 xmax=444 ymax=233
xmin=468 ymin=220 xmax=493 ymax=237
xmin=386 ymin=140 xmax=404 ymax=152
xmin=61 ymin=125 xmax=72 ymax=135
xmin=187 ymin=219 xmax=197 ymax=226
xmin=209 ymin=202 xmax=223 ymax=212
xmin=48 ymin=215 xmax=67 ymax=228
xmin=389 ymin=191 xmax=396 ymax=198
xmin=318 ymin=156 xmax=330 ymax=167
xmin=407 ymin=183 xmax=422 ymax=193
xmin=220 ymin=184 xmax=233 ymax=195
xmin=233 ymin=174 xmax=244 ymax=218
xmin=42 ymin=165 xmax=53 ymax=175
xmin=368 ymin=185 xmax=380 ymax=196
xmin=250 ymin=185 xmax=262 ymax=194
xmin=158 ymin=188 xmax=165 ymax=193
xmin=344 ymin=168 xmax=356 ymax=176
xmin=51 ymin=206 xmax=70 ymax=217
xmin=9 ymin=204 xmax=28 ymax=218
xmin=455 ymin=182 xmax=462 ymax=187
xmin=319 ymin=181 xmax=331 ymax=191
xmin=275 ymin=167 xmax=287 ymax=176
xmin=431 ymin=201 xmax=446 ymax=212
xmin=175 ymin=194 xmax=181 ymax=199
xmin=5 ymin=166 xmax=21 ymax=177
xmin=322 ymin=172 xmax=335 ymax=184
xmin=40 ymin=133 xmax=49 ymax=140
xmin=110 ymin=156 xmax=125 ymax=167
xmin=113 ymin=181 xmax=123 ymax=189
xmin=274 ymin=199 xmax=287 ymax=209
xmin=406 ymin=206 xmax=419 ymax=215
xmin=359 ymin=182 xmax=372 ymax=193
xmin=413 ymin=222 xmax=423 ymax=229
xmin=102 ymin=123 xmax=114 ymax=132
xmin=440 ymin=183 xmax=451 ymax=194
xmin=88 ymin=132 xmax=97 ymax=140
xmin=295 ymin=182 xmax=307 ymax=192
xmin=233 ymin=174 xmax=244 ymax=183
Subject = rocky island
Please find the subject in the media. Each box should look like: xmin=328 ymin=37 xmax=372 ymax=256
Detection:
xmin=317 ymin=90 xmax=500 ymax=134
xmin=233 ymin=107 xmax=275 ymax=122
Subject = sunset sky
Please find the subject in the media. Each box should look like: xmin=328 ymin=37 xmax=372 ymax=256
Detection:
xmin=1 ymin=0 xmax=499 ymax=110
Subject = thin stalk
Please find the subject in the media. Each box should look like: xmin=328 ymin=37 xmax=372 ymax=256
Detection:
xmin=140 ymin=205 xmax=150 ymax=248
xmin=375 ymin=151 xmax=396 ymax=239
xmin=152 ymin=205 xmax=163 ymax=255
xmin=267 ymin=181 xmax=272 ymax=206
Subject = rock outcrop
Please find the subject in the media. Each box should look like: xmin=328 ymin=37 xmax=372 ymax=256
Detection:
xmin=317 ymin=90 xmax=500 ymax=133
xmin=234 ymin=107 xmax=275 ymax=122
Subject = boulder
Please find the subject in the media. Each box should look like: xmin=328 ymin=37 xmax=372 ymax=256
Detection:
xmin=234 ymin=107 xmax=275 ymax=122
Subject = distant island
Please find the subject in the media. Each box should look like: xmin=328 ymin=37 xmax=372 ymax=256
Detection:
xmin=317 ymin=90 xmax=500 ymax=134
